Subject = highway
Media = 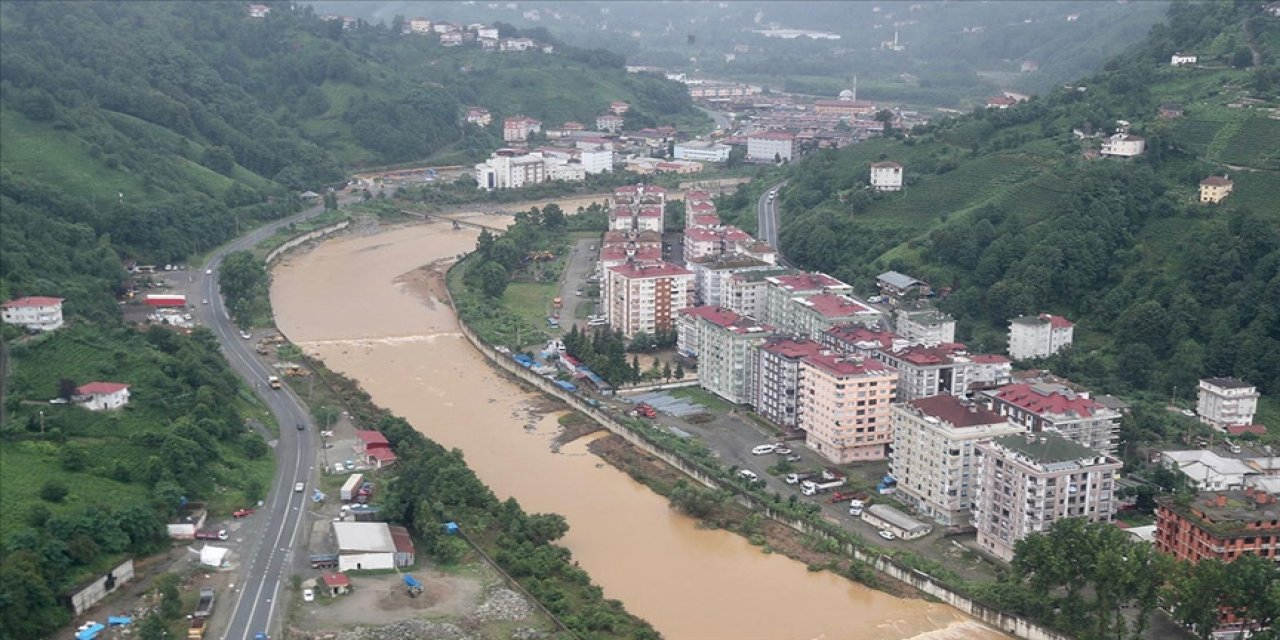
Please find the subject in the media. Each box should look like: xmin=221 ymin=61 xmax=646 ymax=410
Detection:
xmin=192 ymin=200 xmax=339 ymax=640
xmin=756 ymin=180 xmax=789 ymax=263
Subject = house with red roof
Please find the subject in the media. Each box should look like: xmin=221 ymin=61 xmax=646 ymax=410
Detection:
xmin=75 ymin=382 xmax=130 ymax=411
xmin=980 ymin=382 xmax=1120 ymax=454
xmin=2 ymin=296 xmax=65 ymax=332
xmin=354 ymin=430 xmax=397 ymax=469
xmin=1007 ymin=313 xmax=1074 ymax=360
xmin=321 ymin=573 xmax=351 ymax=596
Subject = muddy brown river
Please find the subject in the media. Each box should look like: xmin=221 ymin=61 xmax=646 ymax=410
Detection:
xmin=271 ymin=218 xmax=1004 ymax=640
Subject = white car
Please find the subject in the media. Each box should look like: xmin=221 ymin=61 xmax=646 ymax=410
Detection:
xmin=205 ymin=268 xmax=213 ymax=275
xmin=751 ymin=444 xmax=777 ymax=456
xmin=240 ymin=331 xmax=252 ymax=340
xmin=878 ymin=530 xmax=896 ymax=541
xmin=302 ymin=588 xmax=315 ymax=602
xmin=737 ymin=469 xmax=759 ymax=482
xmin=774 ymin=446 xmax=793 ymax=455
xmin=294 ymin=482 xmax=305 ymax=492
xmin=202 ymin=298 xmax=209 ymax=305
xmin=1181 ymin=409 xmax=1195 ymax=417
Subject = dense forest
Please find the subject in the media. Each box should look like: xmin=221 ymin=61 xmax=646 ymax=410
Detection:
xmin=771 ymin=1 xmax=1280 ymax=415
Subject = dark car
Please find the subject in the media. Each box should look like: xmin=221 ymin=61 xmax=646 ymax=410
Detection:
xmin=296 ymin=422 xmax=305 ymax=430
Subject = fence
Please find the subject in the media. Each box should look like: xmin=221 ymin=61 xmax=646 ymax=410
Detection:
xmin=446 ymin=264 xmax=1073 ymax=640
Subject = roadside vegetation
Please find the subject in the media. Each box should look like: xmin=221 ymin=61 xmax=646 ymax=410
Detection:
xmin=0 ymin=324 xmax=274 ymax=639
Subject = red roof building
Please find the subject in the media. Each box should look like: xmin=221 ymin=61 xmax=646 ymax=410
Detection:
xmin=2 ymin=296 xmax=64 ymax=308
xmin=75 ymin=381 xmax=131 ymax=411
xmin=756 ymin=338 xmax=828 ymax=429
xmin=981 ymin=382 xmax=1120 ymax=454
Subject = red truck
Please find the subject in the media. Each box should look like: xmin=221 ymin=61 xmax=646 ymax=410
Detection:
xmin=631 ymin=403 xmax=657 ymax=418
xmin=233 ymin=508 xmax=255 ymax=518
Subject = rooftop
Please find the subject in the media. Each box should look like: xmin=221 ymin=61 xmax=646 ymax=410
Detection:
xmin=321 ymin=573 xmax=351 ymax=587
xmin=1200 ymin=176 xmax=1233 ymax=187
xmin=824 ymin=323 xmax=898 ymax=349
xmin=1172 ymin=488 xmax=1280 ymax=531
xmin=730 ymin=267 xmax=797 ymax=284
xmin=871 ymin=161 xmax=902 ymax=169
xmin=769 ymin=272 xmax=849 ymax=292
xmin=761 ymin=337 xmax=826 ymax=360
xmin=333 ymin=522 xmax=397 ymax=553
xmin=602 ymin=230 xmax=662 ymax=246
xmin=865 ymin=503 xmax=931 ymax=534
xmin=3 ymin=296 xmax=64 ymax=308
xmin=685 ymin=226 xmax=753 ymax=242
xmin=355 ymin=430 xmax=390 ymax=447
xmin=608 ymin=261 xmax=692 ymax=279
xmin=1202 ymin=377 xmax=1256 ymax=390
xmin=687 ymin=254 xmax=768 ymax=269
xmin=600 ymin=245 xmax=662 ymax=262
xmin=1011 ymin=313 xmax=1073 ymax=329
xmin=877 ymin=271 xmax=924 ymax=290
xmin=992 ymin=382 xmax=1108 ymax=419
xmin=681 ymin=306 xmax=743 ymax=328
xmin=800 ymin=294 xmax=873 ymax=318
xmin=76 ymin=381 xmax=129 ymax=395
xmin=749 ymin=131 xmax=795 ymax=140
xmin=987 ymin=432 xmax=1113 ymax=465
xmin=803 ymin=352 xmax=889 ymax=377
xmin=907 ymin=395 xmax=1008 ymax=428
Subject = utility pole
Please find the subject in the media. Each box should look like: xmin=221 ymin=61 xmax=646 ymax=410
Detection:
xmin=39 ymin=410 xmax=45 ymax=434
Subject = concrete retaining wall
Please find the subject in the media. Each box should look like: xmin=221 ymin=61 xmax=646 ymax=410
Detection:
xmin=449 ymin=274 xmax=1072 ymax=640
xmin=266 ymin=220 xmax=350 ymax=263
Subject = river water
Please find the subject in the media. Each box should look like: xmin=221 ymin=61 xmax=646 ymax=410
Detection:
xmin=271 ymin=218 xmax=1004 ymax=640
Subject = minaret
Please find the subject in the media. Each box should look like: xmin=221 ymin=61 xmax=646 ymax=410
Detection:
xmin=853 ymin=75 xmax=858 ymax=101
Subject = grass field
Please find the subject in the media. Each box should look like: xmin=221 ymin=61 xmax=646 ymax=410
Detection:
xmin=501 ymin=281 xmax=560 ymax=331
xmin=0 ymin=108 xmax=149 ymax=199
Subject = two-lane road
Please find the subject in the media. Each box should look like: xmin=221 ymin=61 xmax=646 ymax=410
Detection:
xmin=756 ymin=180 xmax=789 ymax=263
xmin=193 ymin=200 xmax=348 ymax=640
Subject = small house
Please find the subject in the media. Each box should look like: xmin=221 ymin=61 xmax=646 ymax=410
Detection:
xmin=247 ymin=4 xmax=270 ymax=18
xmin=1158 ymin=103 xmax=1183 ymax=119
xmin=1170 ymin=53 xmax=1198 ymax=66
xmin=876 ymin=271 xmax=929 ymax=299
xmin=320 ymin=573 xmax=350 ymax=596
xmin=76 ymin=381 xmax=131 ymax=411
xmin=1 ymin=296 xmax=64 ymax=332
xmin=1199 ymin=175 xmax=1234 ymax=204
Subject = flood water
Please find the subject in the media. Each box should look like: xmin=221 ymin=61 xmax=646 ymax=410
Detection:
xmin=271 ymin=218 xmax=1005 ymax=640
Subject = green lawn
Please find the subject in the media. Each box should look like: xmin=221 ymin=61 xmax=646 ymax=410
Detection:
xmin=669 ymin=386 xmax=735 ymax=414
xmin=501 ymin=281 xmax=560 ymax=331
xmin=0 ymin=108 xmax=148 ymax=200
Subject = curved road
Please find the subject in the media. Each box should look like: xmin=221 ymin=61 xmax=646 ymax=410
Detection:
xmin=193 ymin=201 xmax=341 ymax=640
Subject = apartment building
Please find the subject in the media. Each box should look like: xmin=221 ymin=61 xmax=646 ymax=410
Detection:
xmin=782 ymin=294 xmax=880 ymax=341
xmin=723 ymin=268 xmax=796 ymax=320
xmin=686 ymin=255 xmax=773 ymax=307
xmin=890 ymin=396 xmax=1025 ymax=526
xmin=747 ymin=131 xmax=796 ymax=163
xmin=1197 ymin=377 xmax=1260 ymax=431
xmin=604 ymin=261 xmax=692 ymax=338
xmin=797 ymin=353 xmax=897 ymax=463
xmin=762 ymin=272 xmax=853 ymax=328
xmin=1100 ymin=133 xmax=1146 ymax=157
xmin=875 ymin=343 xmax=1012 ymax=402
xmin=610 ymin=184 xmax=666 ymax=231
xmin=502 ymin=116 xmax=542 ymax=142
xmin=973 ymin=433 xmax=1122 ymax=561
xmin=755 ymin=338 xmax=826 ymax=428
xmin=682 ymin=226 xmax=756 ymax=262
xmin=577 ymin=144 xmax=614 ymax=174
xmin=1007 ymin=313 xmax=1074 ymax=360
xmin=599 ymin=244 xmax=662 ymax=271
xmin=1 ymin=296 xmax=64 ymax=332
xmin=1199 ymin=175 xmax=1234 ymax=204
xmin=674 ymin=141 xmax=732 ymax=163
xmin=894 ymin=303 xmax=955 ymax=345
xmin=981 ymin=382 xmax=1121 ymax=455
xmin=822 ymin=323 xmax=900 ymax=358
xmin=678 ymin=307 xmax=773 ymax=405
xmin=596 ymin=114 xmax=624 ymax=133
xmin=464 ymin=107 xmax=492 ymax=126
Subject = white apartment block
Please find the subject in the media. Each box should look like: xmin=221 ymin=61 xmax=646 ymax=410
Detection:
xmin=761 ymin=272 xmax=853 ymax=329
xmin=891 ymin=396 xmax=1025 ymax=526
xmin=981 ymin=382 xmax=1121 ymax=455
xmin=2 ymin=296 xmax=64 ymax=332
xmin=894 ymin=304 xmax=955 ymax=346
xmin=474 ymin=150 xmax=547 ymax=190
xmin=756 ymin=338 xmax=826 ymax=428
xmin=747 ymin=131 xmax=795 ymax=163
xmin=577 ymin=144 xmax=613 ymax=174
xmin=604 ymin=261 xmax=693 ymax=338
xmin=723 ymin=268 xmax=796 ymax=321
xmin=596 ymin=114 xmax=624 ymax=133
xmin=1197 ymin=377 xmax=1260 ymax=430
xmin=870 ymin=161 xmax=904 ymax=191
xmin=686 ymin=255 xmax=772 ymax=307
xmin=973 ymin=433 xmax=1122 ymax=561
xmin=682 ymin=226 xmax=757 ymax=263
xmin=674 ymin=141 xmax=732 ymax=163
xmin=798 ymin=353 xmax=897 ymax=463
xmin=1007 ymin=313 xmax=1074 ymax=360
xmin=680 ymin=307 xmax=773 ymax=405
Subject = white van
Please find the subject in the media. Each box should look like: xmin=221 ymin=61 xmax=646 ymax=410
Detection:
xmin=751 ymin=444 xmax=777 ymax=456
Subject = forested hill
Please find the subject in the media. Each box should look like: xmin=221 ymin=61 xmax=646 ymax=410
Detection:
xmin=0 ymin=1 xmax=701 ymax=319
xmin=774 ymin=1 xmax=1280 ymax=413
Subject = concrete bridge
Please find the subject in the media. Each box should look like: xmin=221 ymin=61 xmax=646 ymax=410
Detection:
xmin=400 ymin=210 xmax=509 ymax=234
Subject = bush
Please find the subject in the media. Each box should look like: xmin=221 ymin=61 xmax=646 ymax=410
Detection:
xmin=39 ymin=481 xmax=68 ymax=503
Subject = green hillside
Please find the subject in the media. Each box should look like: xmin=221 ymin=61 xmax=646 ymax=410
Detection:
xmin=775 ymin=1 xmax=1280 ymax=412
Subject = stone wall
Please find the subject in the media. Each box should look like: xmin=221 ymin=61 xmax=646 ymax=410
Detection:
xmin=266 ymin=220 xmax=350 ymax=264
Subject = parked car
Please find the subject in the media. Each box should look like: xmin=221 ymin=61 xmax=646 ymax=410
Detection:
xmin=774 ymin=446 xmax=793 ymax=455
xmin=296 ymin=422 xmax=305 ymax=431
xmin=785 ymin=454 xmax=802 ymax=463
xmin=878 ymin=530 xmax=897 ymax=541
xmin=205 ymin=269 xmax=213 ymax=275
xmin=240 ymin=331 xmax=251 ymax=340
xmin=233 ymin=508 xmax=255 ymax=518
xmin=202 ymin=298 xmax=209 ymax=305
xmin=751 ymin=444 xmax=777 ymax=456
xmin=302 ymin=588 xmax=315 ymax=603
xmin=345 ymin=460 xmax=355 ymax=471
xmin=195 ymin=529 xmax=229 ymax=541
xmin=738 ymin=469 xmax=759 ymax=482
xmin=1181 ymin=409 xmax=1195 ymax=417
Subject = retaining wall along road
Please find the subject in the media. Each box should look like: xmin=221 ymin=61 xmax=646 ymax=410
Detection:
xmin=265 ymin=220 xmax=350 ymax=263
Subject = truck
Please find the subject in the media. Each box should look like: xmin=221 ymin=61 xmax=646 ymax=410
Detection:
xmin=194 ymin=588 xmax=215 ymax=618
xmin=801 ymin=477 xmax=847 ymax=496
xmin=784 ymin=471 xmax=818 ymax=485
xmin=309 ymin=554 xmax=339 ymax=569
xmin=340 ymin=473 xmax=365 ymax=502
xmin=268 ymin=375 xmax=282 ymax=389
xmin=188 ymin=619 xmax=207 ymax=639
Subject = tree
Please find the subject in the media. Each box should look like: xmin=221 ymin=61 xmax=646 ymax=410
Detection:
xmin=523 ymin=513 xmax=570 ymax=545
xmin=57 ymin=378 xmax=78 ymax=399
xmin=59 ymin=443 xmax=88 ymax=471
xmin=674 ymin=362 xmax=684 ymax=381
xmin=662 ymin=362 xmax=672 ymax=381
xmin=200 ymin=145 xmax=236 ymax=175
xmin=136 ymin=613 xmax=170 ymax=640
xmin=156 ymin=573 xmax=183 ymax=620
xmin=1231 ymin=47 xmax=1253 ymax=69
xmin=241 ymin=433 xmax=268 ymax=459
xmin=541 ymin=203 xmax=566 ymax=230
xmin=473 ymin=260 xmax=509 ymax=298
xmin=0 ymin=551 xmax=67 ymax=638
xmin=40 ymin=480 xmax=68 ymax=503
